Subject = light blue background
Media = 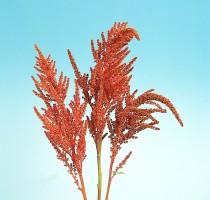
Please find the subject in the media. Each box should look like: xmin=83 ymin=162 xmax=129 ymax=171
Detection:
xmin=0 ymin=0 xmax=209 ymax=200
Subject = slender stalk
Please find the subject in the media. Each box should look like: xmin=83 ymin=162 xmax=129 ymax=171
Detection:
xmin=79 ymin=174 xmax=88 ymax=200
xmin=105 ymin=159 xmax=114 ymax=200
xmin=97 ymin=143 xmax=102 ymax=200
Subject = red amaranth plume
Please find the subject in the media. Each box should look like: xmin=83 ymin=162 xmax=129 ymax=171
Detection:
xmin=32 ymin=22 xmax=183 ymax=200
xmin=32 ymin=45 xmax=88 ymax=200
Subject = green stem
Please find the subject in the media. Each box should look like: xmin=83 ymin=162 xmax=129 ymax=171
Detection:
xmin=97 ymin=144 xmax=102 ymax=200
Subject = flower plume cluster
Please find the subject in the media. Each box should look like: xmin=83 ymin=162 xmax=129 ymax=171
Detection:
xmin=32 ymin=22 xmax=183 ymax=200
xmin=32 ymin=45 xmax=88 ymax=196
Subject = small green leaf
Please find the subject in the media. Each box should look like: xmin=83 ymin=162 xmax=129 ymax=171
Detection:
xmin=117 ymin=171 xmax=125 ymax=174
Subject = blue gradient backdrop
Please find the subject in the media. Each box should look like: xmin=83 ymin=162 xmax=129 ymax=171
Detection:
xmin=0 ymin=0 xmax=209 ymax=200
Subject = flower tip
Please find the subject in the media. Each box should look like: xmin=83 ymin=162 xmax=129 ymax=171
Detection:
xmin=34 ymin=44 xmax=39 ymax=50
xmin=34 ymin=44 xmax=44 ymax=58
xmin=135 ymin=32 xmax=140 ymax=41
xmin=128 ymin=27 xmax=140 ymax=41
